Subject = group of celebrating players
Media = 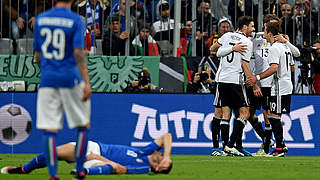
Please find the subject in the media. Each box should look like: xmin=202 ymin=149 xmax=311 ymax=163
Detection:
xmin=210 ymin=14 xmax=300 ymax=157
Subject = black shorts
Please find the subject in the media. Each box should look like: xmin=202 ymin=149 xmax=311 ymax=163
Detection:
xmin=247 ymin=87 xmax=271 ymax=110
xmin=269 ymin=94 xmax=291 ymax=115
xmin=217 ymin=82 xmax=249 ymax=109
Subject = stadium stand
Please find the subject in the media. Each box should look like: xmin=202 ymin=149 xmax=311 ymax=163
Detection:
xmin=157 ymin=40 xmax=173 ymax=56
xmin=16 ymin=39 xmax=34 ymax=55
xmin=95 ymin=39 xmax=103 ymax=56
xmin=0 ymin=38 xmax=13 ymax=54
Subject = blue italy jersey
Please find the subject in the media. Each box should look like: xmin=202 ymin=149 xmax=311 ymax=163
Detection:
xmin=33 ymin=7 xmax=85 ymax=88
xmin=98 ymin=142 xmax=161 ymax=174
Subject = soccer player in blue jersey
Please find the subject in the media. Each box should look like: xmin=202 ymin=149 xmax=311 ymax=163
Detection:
xmin=1 ymin=133 xmax=173 ymax=175
xmin=31 ymin=0 xmax=91 ymax=179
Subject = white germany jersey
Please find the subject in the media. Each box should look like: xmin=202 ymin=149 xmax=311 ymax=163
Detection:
xmin=251 ymin=32 xmax=273 ymax=87
xmin=215 ymin=32 xmax=253 ymax=85
xmin=268 ymin=42 xmax=294 ymax=96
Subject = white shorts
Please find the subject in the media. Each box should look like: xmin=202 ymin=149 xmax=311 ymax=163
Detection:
xmin=70 ymin=141 xmax=101 ymax=156
xmin=36 ymin=82 xmax=91 ymax=130
xmin=69 ymin=141 xmax=102 ymax=168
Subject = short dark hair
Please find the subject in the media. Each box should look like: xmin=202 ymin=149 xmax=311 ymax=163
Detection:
xmin=56 ymin=0 xmax=71 ymax=2
xmin=237 ymin=16 xmax=254 ymax=30
xmin=109 ymin=15 xmax=120 ymax=24
xmin=159 ymin=3 xmax=170 ymax=11
xmin=312 ymin=38 xmax=320 ymax=45
xmin=151 ymin=162 xmax=173 ymax=174
xmin=263 ymin=14 xmax=280 ymax=24
xmin=197 ymin=0 xmax=210 ymax=7
xmin=266 ymin=21 xmax=281 ymax=35
xmin=138 ymin=22 xmax=151 ymax=31
xmin=160 ymin=162 xmax=173 ymax=174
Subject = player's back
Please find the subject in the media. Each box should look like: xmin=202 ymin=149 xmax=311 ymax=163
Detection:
xmin=98 ymin=143 xmax=150 ymax=167
xmin=269 ymin=42 xmax=293 ymax=95
xmin=215 ymin=32 xmax=253 ymax=85
xmin=34 ymin=7 xmax=85 ymax=88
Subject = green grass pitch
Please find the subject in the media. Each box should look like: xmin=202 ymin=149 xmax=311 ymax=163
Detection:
xmin=0 ymin=154 xmax=319 ymax=180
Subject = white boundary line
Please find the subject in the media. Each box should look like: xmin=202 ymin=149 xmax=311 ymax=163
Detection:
xmin=131 ymin=142 xmax=315 ymax=148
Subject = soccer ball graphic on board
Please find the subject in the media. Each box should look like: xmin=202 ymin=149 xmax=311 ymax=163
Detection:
xmin=0 ymin=104 xmax=32 ymax=145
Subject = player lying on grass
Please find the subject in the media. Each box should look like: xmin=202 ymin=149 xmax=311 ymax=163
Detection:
xmin=1 ymin=133 xmax=173 ymax=175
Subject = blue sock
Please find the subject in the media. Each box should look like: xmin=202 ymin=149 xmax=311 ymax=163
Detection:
xmin=87 ymin=164 xmax=113 ymax=175
xmin=23 ymin=153 xmax=47 ymax=173
xmin=75 ymin=128 xmax=89 ymax=173
xmin=43 ymin=131 xmax=58 ymax=178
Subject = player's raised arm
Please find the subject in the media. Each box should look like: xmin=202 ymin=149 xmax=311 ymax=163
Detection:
xmin=154 ymin=133 xmax=172 ymax=157
xmin=74 ymin=48 xmax=91 ymax=101
xmin=154 ymin=133 xmax=172 ymax=172
xmin=274 ymin=34 xmax=300 ymax=57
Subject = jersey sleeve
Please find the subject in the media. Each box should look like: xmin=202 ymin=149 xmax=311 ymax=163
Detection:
xmin=33 ymin=17 xmax=41 ymax=51
xmin=241 ymin=40 xmax=253 ymax=62
xmin=268 ymin=45 xmax=281 ymax=65
xmin=286 ymin=41 xmax=300 ymax=57
xmin=290 ymin=54 xmax=295 ymax=66
xmin=217 ymin=33 xmax=226 ymax=45
xmin=140 ymin=142 xmax=161 ymax=155
xmin=73 ymin=16 xmax=85 ymax=49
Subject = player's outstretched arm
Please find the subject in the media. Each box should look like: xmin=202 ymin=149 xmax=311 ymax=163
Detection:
xmin=74 ymin=48 xmax=91 ymax=101
xmin=216 ymin=45 xmax=233 ymax=57
xmin=246 ymin=64 xmax=278 ymax=86
xmin=216 ymin=42 xmax=248 ymax=57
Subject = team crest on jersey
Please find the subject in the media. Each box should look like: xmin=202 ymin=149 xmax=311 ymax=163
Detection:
xmin=136 ymin=158 xmax=143 ymax=163
xmin=87 ymin=56 xmax=144 ymax=92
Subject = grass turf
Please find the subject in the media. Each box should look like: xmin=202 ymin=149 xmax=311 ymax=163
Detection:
xmin=0 ymin=154 xmax=319 ymax=180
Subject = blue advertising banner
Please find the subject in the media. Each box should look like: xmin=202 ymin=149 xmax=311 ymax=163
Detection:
xmin=0 ymin=93 xmax=319 ymax=156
